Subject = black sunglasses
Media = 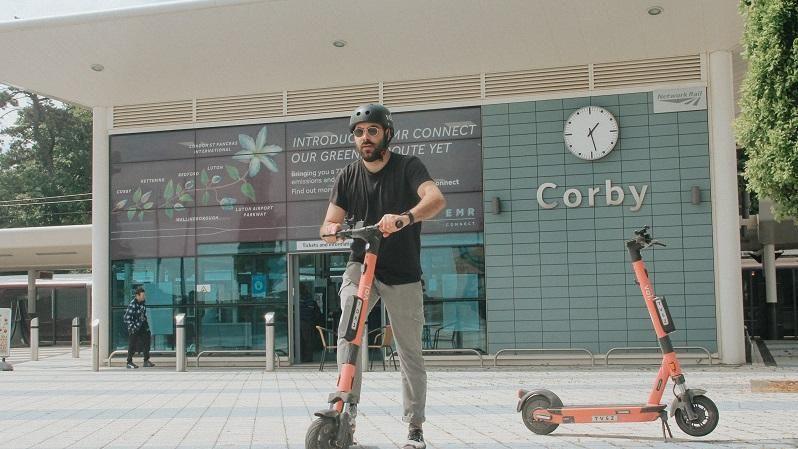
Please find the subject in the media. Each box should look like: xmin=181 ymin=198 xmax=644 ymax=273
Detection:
xmin=352 ymin=126 xmax=381 ymax=138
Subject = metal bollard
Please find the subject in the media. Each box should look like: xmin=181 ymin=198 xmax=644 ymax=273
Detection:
xmin=265 ymin=312 xmax=275 ymax=371
xmin=30 ymin=317 xmax=39 ymax=361
xmin=72 ymin=317 xmax=80 ymax=358
xmin=91 ymin=319 xmax=100 ymax=372
xmin=175 ymin=313 xmax=186 ymax=372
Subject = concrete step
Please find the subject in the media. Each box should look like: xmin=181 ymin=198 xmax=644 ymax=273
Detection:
xmin=762 ymin=340 xmax=798 ymax=366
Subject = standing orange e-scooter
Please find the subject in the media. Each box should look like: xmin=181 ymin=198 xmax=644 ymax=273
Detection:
xmin=306 ymin=221 xmax=403 ymax=449
xmin=516 ymin=226 xmax=719 ymax=438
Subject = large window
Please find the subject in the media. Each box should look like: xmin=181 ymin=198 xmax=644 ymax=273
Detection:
xmin=420 ymin=234 xmax=485 ymax=352
xmin=111 ymin=247 xmax=288 ymax=354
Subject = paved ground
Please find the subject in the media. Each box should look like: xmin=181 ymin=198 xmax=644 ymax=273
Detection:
xmin=2 ymin=347 xmax=798 ymax=448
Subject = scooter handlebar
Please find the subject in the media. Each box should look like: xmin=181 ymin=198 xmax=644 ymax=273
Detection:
xmin=631 ymin=225 xmax=666 ymax=248
xmin=322 ymin=220 xmax=404 ymax=240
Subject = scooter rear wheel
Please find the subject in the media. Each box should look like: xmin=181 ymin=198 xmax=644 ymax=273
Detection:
xmin=673 ymin=395 xmax=719 ymax=437
xmin=521 ymin=395 xmax=559 ymax=435
xmin=306 ymin=417 xmax=350 ymax=449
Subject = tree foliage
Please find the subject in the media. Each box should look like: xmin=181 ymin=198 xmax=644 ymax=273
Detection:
xmin=735 ymin=0 xmax=798 ymax=219
xmin=0 ymin=87 xmax=92 ymax=227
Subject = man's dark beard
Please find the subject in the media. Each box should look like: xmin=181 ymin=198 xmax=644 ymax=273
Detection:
xmin=359 ymin=136 xmax=387 ymax=162
xmin=361 ymin=146 xmax=386 ymax=162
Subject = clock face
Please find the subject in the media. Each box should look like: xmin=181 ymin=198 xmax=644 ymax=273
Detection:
xmin=563 ymin=106 xmax=619 ymax=161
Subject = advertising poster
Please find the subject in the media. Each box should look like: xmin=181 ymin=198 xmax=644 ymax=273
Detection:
xmin=193 ymin=203 xmax=287 ymax=244
xmin=110 ymin=208 xmax=196 ymax=258
xmin=109 ymin=107 xmax=484 ymax=252
xmin=111 ymin=129 xmax=196 ymax=163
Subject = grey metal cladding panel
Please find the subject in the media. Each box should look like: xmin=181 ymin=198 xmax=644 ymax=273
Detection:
xmin=563 ymin=97 xmax=592 ymax=110
xmin=649 ymin=112 xmax=677 ymax=125
xmin=620 ymin=104 xmax=650 ymax=116
xmin=510 ymin=144 xmax=539 ymax=159
xmin=684 ymin=317 xmax=718 ymax=330
xmin=536 ymin=121 xmax=561 ymax=133
xmin=651 ymin=147 xmax=680 ymax=160
xmin=679 ymin=144 xmax=709 ymax=157
xmin=482 ymin=125 xmax=510 ymax=138
xmin=590 ymin=94 xmax=620 ymax=106
xmin=509 ymin=102 xmax=534 ymax=113
xmin=536 ymin=99 xmax=564 ymax=111
xmin=650 ymin=135 xmax=679 ymax=147
xmin=622 ymin=115 xmax=650 ymax=127
xmin=483 ymin=104 xmax=509 ymax=115
xmin=618 ymin=92 xmax=648 ymax=105
xmin=677 ymin=110 xmax=708 ymax=123
xmin=483 ymin=114 xmax=509 ymax=126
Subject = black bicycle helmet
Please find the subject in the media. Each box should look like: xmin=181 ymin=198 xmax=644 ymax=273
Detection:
xmin=348 ymin=103 xmax=395 ymax=147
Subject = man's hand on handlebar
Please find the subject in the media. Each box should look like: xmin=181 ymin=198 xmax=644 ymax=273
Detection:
xmin=377 ymin=213 xmax=408 ymax=237
xmin=321 ymin=222 xmax=343 ymax=243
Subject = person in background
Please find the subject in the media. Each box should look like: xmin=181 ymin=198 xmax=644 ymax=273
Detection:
xmin=123 ymin=286 xmax=154 ymax=369
xmin=299 ymin=283 xmax=324 ymax=362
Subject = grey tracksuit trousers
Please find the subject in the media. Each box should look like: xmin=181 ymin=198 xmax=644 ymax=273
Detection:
xmin=336 ymin=262 xmax=427 ymax=426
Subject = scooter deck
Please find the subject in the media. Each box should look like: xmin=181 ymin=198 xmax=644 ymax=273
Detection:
xmin=533 ymin=404 xmax=666 ymax=424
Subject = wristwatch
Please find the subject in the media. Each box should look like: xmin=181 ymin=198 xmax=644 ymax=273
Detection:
xmin=401 ymin=210 xmax=415 ymax=226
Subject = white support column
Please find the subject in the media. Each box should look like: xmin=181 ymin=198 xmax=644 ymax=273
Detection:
xmin=708 ymin=50 xmax=745 ymax=364
xmin=91 ymin=107 xmax=110 ymax=362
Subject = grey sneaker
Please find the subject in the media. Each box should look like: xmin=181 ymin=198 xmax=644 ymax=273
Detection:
xmin=403 ymin=427 xmax=425 ymax=449
xmin=126 ymin=362 xmax=138 ymax=369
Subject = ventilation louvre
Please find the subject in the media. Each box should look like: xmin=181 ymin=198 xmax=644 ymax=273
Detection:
xmin=111 ymin=54 xmax=703 ymax=129
xmin=593 ymin=55 xmax=702 ymax=90
xmin=286 ymin=84 xmax=378 ymax=116
xmin=485 ymin=65 xmax=590 ymax=99
xmin=113 ymin=100 xmax=193 ymax=128
xmin=196 ymin=93 xmax=283 ymax=122
xmin=383 ymin=75 xmax=481 ymax=107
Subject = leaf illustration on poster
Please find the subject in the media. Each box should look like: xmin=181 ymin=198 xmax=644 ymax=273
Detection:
xmin=115 ymin=126 xmax=283 ymax=221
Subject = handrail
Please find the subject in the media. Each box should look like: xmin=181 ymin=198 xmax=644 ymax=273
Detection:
xmin=107 ymin=349 xmax=174 ymax=364
xmin=421 ymin=348 xmax=483 ymax=367
xmin=604 ymin=346 xmax=712 ymax=365
xmin=493 ymin=348 xmax=595 ymax=367
xmin=196 ymin=349 xmax=286 ymax=367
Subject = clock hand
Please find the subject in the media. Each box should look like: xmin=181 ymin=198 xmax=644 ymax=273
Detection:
xmin=587 ymin=122 xmax=600 ymax=137
xmin=590 ymin=133 xmax=598 ymax=153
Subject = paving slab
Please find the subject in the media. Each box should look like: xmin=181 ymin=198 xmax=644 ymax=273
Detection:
xmin=1 ymin=349 xmax=797 ymax=448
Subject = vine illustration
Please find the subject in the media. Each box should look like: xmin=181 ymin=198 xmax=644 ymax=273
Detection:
xmin=113 ymin=126 xmax=282 ymax=220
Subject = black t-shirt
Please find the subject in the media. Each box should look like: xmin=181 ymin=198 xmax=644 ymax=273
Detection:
xmin=329 ymin=153 xmax=433 ymax=285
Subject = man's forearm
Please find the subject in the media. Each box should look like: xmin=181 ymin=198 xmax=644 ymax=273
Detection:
xmin=407 ymin=193 xmax=446 ymax=222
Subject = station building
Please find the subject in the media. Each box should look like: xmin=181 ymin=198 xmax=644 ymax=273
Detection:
xmin=0 ymin=1 xmax=750 ymax=364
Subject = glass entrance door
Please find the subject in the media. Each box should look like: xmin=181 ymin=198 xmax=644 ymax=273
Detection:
xmin=291 ymin=252 xmax=384 ymax=365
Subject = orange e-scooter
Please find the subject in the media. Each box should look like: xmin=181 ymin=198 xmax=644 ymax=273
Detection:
xmin=306 ymin=221 xmax=403 ymax=449
xmin=516 ymin=226 xmax=719 ymax=438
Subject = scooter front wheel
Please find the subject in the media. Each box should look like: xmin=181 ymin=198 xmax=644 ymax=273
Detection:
xmin=674 ymin=395 xmax=719 ymax=437
xmin=305 ymin=417 xmax=350 ymax=449
xmin=521 ymin=395 xmax=559 ymax=435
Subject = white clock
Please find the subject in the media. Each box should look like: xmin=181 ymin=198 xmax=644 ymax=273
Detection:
xmin=563 ymin=106 xmax=619 ymax=161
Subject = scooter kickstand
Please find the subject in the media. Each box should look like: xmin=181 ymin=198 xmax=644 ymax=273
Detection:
xmin=659 ymin=411 xmax=673 ymax=440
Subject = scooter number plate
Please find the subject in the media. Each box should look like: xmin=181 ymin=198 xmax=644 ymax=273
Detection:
xmin=591 ymin=415 xmax=618 ymax=422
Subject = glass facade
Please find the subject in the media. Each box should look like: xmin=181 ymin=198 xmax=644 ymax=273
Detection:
xmin=420 ymin=234 xmax=486 ymax=352
xmin=109 ymin=106 xmax=485 ymax=358
xmin=111 ymin=243 xmax=289 ymax=354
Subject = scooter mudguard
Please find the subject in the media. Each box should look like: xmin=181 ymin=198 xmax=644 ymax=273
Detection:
xmin=669 ymin=388 xmax=706 ymax=417
xmin=314 ymin=409 xmax=341 ymax=419
xmin=517 ymin=388 xmax=563 ymax=413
